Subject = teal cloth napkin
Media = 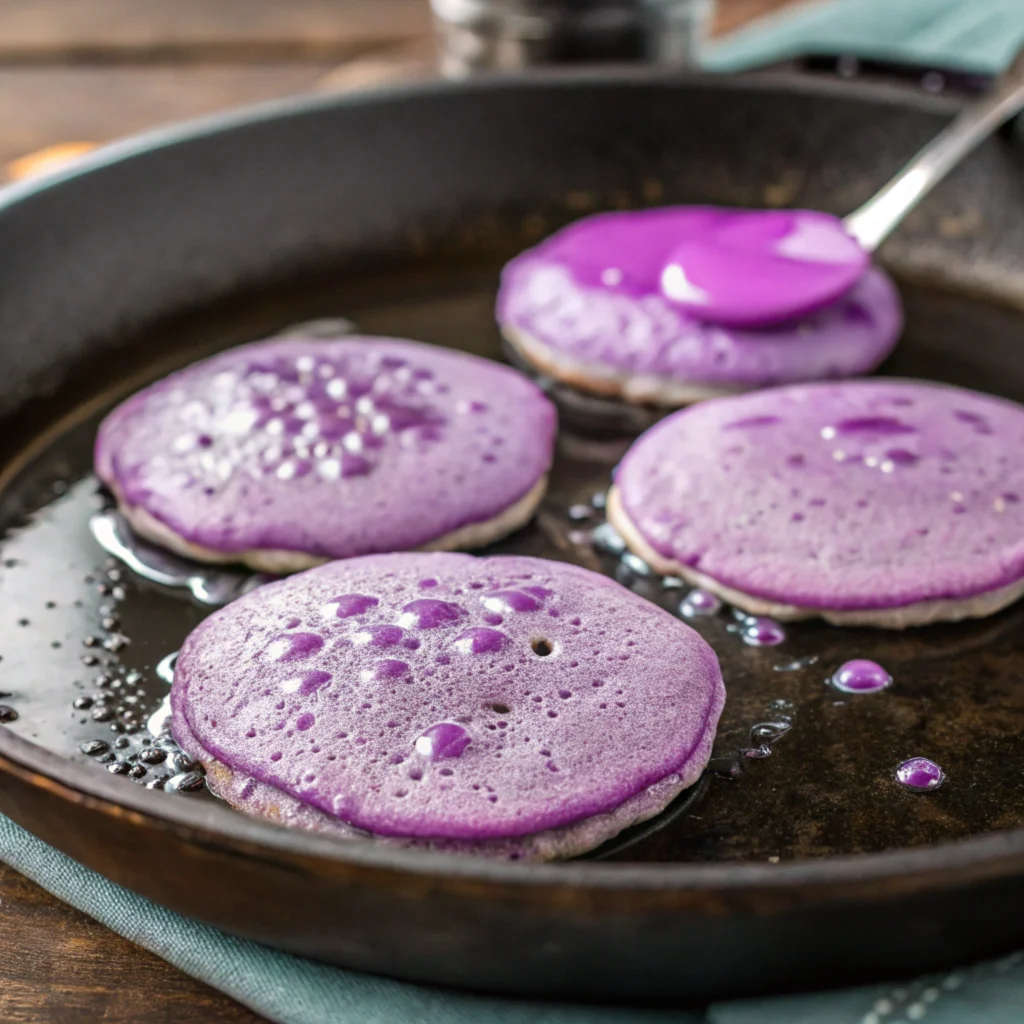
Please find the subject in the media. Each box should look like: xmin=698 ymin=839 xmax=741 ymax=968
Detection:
xmin=3 ymin=811 xmax=1023 ymax=1024
xmin=6 ymin=2 xmax=1024 ymax=1022
xmin=702 ymin=0 xmax=1024 ymax=74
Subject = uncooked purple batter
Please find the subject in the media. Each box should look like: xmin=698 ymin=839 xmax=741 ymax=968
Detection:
xmin=498 ymin=208 xmax=901 ymax=399
xmin=659 ymin=208 xmax=868 ymax=326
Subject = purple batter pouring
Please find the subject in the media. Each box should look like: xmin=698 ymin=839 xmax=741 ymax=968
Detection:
xmin=171 ymin=552 xmax=725 ymax=860
xmin=497 ymin=207 xmax=902 ymax=405
xmin=661 ymin=208 xmax=869 ymax=326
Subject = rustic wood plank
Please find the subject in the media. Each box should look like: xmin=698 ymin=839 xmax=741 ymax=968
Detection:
xmin=0 ymin=862 xmax=267 ymax=1023
xmin=0 ymin=64 xmax=338 ymax=167
xmin=314 ymin=37 xmax=436 ymax=94
xmin=0 ymin=0 xmax=430 ymax=61
xmin=0 ymin=0 xmax=808 ymax=174
xmin=11 ymin=11 xmax=836 ymax=174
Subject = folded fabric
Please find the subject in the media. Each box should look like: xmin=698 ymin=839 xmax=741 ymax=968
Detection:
xmin=3 ymin=812 xmax=1023 ymax=1024
xmin=703 ymin=0 xmax=1024 ymax=75
xmin=0 ymin=812 xmax=699 ymax=1024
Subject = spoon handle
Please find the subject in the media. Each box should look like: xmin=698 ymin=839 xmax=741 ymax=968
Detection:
xmin=844 ymin=47 xmax=1024 ymax=252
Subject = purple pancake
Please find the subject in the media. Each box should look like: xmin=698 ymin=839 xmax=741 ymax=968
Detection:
xmin=95 ymin=336 xmax=556 ymax=571
xmin=497 ymin=208 xmax=902 ymax=405
xmin=608 ymin=380 xmax=1024 ymax=627
xmin=171 ymin=552 xmax=725 ymax=858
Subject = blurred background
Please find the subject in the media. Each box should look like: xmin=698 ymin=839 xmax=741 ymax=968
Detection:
xmin=0 ymin=0 xmax=800 ymax=181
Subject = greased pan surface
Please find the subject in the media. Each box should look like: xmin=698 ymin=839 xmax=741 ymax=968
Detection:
xmin=0 ymin=73 xmax=1023 ymax=1000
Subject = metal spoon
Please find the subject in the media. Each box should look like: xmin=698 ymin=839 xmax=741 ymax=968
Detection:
xmin=845 ymin=44 xmax=1024 ymax=251
xmin=664 ymin=48 xmax=1024 ymax=327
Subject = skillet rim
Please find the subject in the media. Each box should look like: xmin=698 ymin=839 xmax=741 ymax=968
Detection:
xmin=0 ymin=66 xmax=962 ymax=216
xmin=2 ymin=68 xmax=1021 ymax=898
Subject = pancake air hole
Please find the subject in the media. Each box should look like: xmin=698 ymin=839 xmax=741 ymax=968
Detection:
xmin=531 ymin=638 xmax=554 ymax=657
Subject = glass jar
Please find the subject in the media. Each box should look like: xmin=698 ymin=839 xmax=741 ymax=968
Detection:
xmin=430 ymin=0 xmax=715 ymax=78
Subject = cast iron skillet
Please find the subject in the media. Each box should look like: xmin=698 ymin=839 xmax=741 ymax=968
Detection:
xmin=1 ymin=72 xmax=1024 ymax=1002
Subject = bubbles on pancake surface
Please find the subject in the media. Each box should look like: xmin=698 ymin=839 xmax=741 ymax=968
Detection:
xmin=398 ymin=598 xmax=465 ymax=629
xmin=173 ymin=552 xmax=724 ymax=840
xmin=281 ymin=670 xmax=332 ymax=695
xmin=614 ymin=380 xmax=1024 ymax=615
xmin=354 ymin=625 xmax=404 ymax=648
xmin=326 ymin=594 xmax=378 ymax=619
xmin=264 ymin=632 xmax=323 ymax=662
xmin=152 ymin=348 xmax=450 ymax=495
xmin=95 ymin=337 xmax=557 ymax=566
xmin=453 ymin=627 xmax=508 ymax=654
xmin=415 ymin=723 xmax=471 ymax=761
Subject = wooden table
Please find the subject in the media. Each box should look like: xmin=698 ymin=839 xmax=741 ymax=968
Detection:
xmin=0 ymin=1 xmax=800 ymax=1020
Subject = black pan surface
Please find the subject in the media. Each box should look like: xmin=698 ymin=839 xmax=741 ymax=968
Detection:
xmin=1 ymin=73 xmax=1024 ymax=1001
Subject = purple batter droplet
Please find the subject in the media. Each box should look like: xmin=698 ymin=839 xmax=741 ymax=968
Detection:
xmin=369 ymin=659 xmax=409 ymax=681
xmin=328 ymin=594 xmax=379 ymax=619
xmin=399 ymin=599 xmax=465 ymax=629
xmin=264 ymin=632 xmax=323 ymax=662
xmin=354 ymin=624 xmax=405 ymax=648
xmin=281 ymin=670 xmax=332 ymax=695
xmin=896 ymin=757 xmax=945 ymax=792
xmin=453 ymin=627 xmax=509 ymax=655
xmin=660 ymin=209 xmax=868 ymax=327
xmin=741 ymin=617 xmax=786 ymax=647
xmin=415 ymin=722 xmax=471 ymax=761
xmin=483 ymin=590 xmax=542 ymax=613
xmin=679 ymin=589 xmax=721 ymax=618
xmin=831 ymin=659 xmax=892 ymax=694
